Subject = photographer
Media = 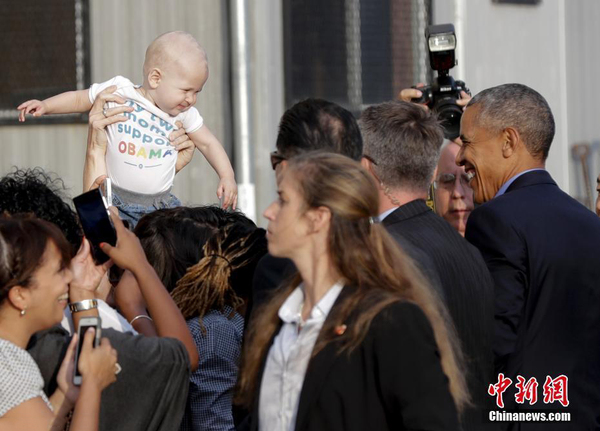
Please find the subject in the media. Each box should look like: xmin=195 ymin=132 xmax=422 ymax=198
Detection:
xmin=397 ymin=23 xmax=475 ymax=236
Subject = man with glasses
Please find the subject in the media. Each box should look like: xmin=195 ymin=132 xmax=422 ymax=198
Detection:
xmin=359 ymin=100 xmax=496 ymax=431
xmin=433 ymin=140 xmax=475 ymax=236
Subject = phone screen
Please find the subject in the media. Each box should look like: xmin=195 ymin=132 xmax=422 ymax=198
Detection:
xmin=73 ymin=189 xmax=117 ymax=264
xmin=75 ymin=324 xmax=98 ymax=378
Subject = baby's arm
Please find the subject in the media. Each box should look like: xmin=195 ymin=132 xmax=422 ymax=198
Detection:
xmin=188 ymin=125 xmax=238 ymax=209
xmin=18 ymin=89 xmax=93 ymax=122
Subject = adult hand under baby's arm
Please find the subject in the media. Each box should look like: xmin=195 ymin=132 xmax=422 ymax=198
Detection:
xmin=84 ymin=86 xmax=133 ymax=191
xmin=171 ymin=121 xmax=195 ymax=173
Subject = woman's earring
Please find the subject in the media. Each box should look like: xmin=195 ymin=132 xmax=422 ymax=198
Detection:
xmin=20 ymin=308 xmax=26 ymax=316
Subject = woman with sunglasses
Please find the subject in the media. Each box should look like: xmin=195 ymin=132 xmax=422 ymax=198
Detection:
xmin=237 ymin=152 xmax=468 ymax=431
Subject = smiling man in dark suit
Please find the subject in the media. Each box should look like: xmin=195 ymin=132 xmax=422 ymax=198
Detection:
xmin=359 ymin=101 xmax=496 ymax=431
xmin=458 ymin=83 xmax=600 ymax=430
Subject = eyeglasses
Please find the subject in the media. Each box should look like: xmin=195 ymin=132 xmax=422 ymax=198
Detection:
xmin=270 ymin=151 xmax=286 ymax=170
xmin=434 ymin=172 xmax=471 ymax=190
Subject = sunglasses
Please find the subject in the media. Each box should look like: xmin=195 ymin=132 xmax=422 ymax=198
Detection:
xmin=270 ymin=151 xmax=287 ymax=170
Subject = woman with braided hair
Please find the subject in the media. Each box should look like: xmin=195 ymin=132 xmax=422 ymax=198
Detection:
xmin=134 ymin=207 xmax=267 ymax=431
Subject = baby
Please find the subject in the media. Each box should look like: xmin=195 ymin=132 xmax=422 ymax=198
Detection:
xmin=18 ymin=31 xmax=237 ymax=226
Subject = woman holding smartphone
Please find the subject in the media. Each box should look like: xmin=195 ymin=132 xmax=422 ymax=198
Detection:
xmin=237 ymin=153 xmax=468 ymax=431
xmin=0 ymin=215 xmax=118 ymax=430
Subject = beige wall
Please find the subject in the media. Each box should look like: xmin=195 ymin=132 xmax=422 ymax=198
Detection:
xmin=1 ymin=0 xmax=231 ymax=207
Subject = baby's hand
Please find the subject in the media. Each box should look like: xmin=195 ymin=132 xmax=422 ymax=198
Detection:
xmin=17 ymin=99 xmax=48 ymax=122
xmin=218 ymin=177 xmax=238 ymax=210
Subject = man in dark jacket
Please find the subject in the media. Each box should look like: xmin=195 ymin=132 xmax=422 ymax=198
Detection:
xmin=360 ymin=101 xmax=496 ymax=431
xmin=458 ymin=83 xmax=600 ymax=430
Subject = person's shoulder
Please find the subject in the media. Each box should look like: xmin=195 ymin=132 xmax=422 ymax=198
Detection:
xmin=376 ymin=299 xmax=427 ymax=323
xmin=360 ymin=298 xmax=437 ymax=350
xmin=361 ymin=296 xmax=430 ymax=333
xmin=102 ymin=328 xmax=190 ymax=367
xmin=0 ymin=339 xmax=45 ymax=415
xmin=187 ymin=312 xmax=244 ymax=360
xmin=0 ymin=339 xmax=40 ymax=375
xmin=176 ymin=107 xmax=204 ymax=134
xmin=179 ymin=106 xmax=200 ymax=117
xmin=89 ymin=75 xmax=137 ymax=102
xmin=110 ymin=75 xmax=135 ymax=86
xmin=191 ymin=312 xmax=243 ymax=340
xmin=467 ymin=199 xmax=511 ymax=229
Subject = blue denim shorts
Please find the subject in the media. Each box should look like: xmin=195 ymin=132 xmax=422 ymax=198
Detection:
xmin=111 ymin=185 xmax=181 ymax=229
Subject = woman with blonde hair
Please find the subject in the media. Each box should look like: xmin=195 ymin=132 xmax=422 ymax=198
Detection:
xmin=237 ymin=152 xmax=468 ymax=431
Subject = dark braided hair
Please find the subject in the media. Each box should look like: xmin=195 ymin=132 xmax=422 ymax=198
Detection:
xmin=171 ymin=225 xmax=267 ymax=329
xmin=135 ymin=206 xmax=267 ymax=331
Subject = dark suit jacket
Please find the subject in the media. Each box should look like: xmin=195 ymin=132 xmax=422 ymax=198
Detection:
xmin=250 ymin=287 xmax=459 ymax=431
xmin=466 ymin=170 xmax=600 ymax=429
xmin=383 ymin=200 xmax=496 ymax=430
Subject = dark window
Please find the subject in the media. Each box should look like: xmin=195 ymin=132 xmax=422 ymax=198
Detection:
xmin=283 ymin=0 xmax=431 ymax=114
xmin=0 ymin=0 xmax=91 ymax=125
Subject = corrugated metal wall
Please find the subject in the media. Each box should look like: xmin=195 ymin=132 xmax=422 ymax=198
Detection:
xmin=1 ymin=0 xmax=231 ymax=208
xmin=565 ymin=0 xmax=600 ymax=206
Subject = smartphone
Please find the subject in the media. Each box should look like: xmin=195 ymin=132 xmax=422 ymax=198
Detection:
xmin=73 ymin=188 xmax=117 ymax=264
xmin=73 ymin=316 xmax=102 ymax=386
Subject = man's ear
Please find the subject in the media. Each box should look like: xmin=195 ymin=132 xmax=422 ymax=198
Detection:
xmin=502 ymin=127 xmax=520 ymax=158
xmin=147 ymin=68 xmax=162 ymax=89
xmin=360 ymin=156 xmax=370 ymax=171
xmin=361 ymin=157 xmax=382 ymax=187
xmin=7 ymin=286 xmax=29 ymax=313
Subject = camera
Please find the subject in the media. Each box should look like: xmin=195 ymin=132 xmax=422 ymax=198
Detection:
xmin=411 ymin=23 xmax=470 ymax=140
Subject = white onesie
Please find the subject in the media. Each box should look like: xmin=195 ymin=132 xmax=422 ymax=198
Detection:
xmin=89 ymin=76 xmax=204 ymax=194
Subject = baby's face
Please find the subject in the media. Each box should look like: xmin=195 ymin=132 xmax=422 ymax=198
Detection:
xmin=154 ymin=58 xmax=208 ymax=116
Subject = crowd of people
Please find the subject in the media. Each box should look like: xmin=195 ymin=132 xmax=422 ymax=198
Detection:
xmin=2 ymin=30 xmax=600 ymax=431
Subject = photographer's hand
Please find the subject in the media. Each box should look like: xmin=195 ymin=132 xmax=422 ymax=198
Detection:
xmin=457 ymin=90 xmax=472 ymax=110
xmin=398 ymin=83 xmax=428 ymax=109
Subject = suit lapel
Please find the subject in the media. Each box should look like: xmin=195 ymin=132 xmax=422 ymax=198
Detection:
xmin=294 ymin=285 xmax=356 ymax=431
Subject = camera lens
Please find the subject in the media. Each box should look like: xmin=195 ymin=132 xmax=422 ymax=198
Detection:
xmin=434 ymin=98 xmax=462 ymax=140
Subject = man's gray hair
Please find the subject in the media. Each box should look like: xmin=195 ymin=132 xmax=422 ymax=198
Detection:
xmin=359 ymin=101 xmax=444 ymax=192
xmin=467 ymin=83 xmax=555 ymax=160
